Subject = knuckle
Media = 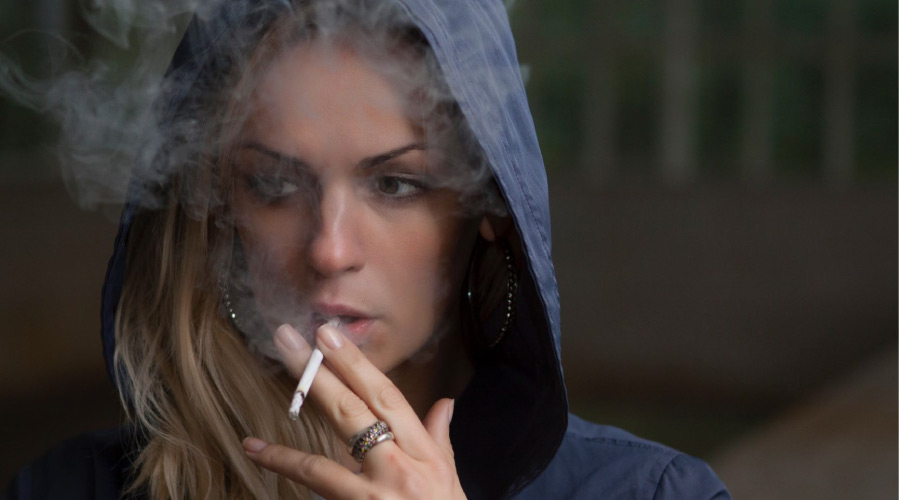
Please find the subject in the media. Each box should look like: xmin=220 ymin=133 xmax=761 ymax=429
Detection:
xmin=379 ymin=448 xmax=402 ymax=467
xmin=342 ymin=344 xmax=367 ymax=366
xmin=433 ymin=458 xmax=457 ymax=482
xmin=398 ymin=471 xmax=428 ymax=497
xmin=296 ymin=453 xmax=329 ymax=479
xmin=380 ymin=456 xmax=427 ymax=497
xmin=335 ymin=391 xmax=369 ymax=420
xmin=257 ymin=445 xmax=292 ymax=471
xmin=375 ymin=384 xmax=407 ymax=411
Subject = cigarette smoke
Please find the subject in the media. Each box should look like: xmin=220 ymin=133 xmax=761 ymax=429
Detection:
xmin=1 ymin=0 xmax=523 ymax=361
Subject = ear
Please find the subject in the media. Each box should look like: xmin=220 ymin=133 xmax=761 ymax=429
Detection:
xmin=479 ymin=215 xmax=514 ymax=242
xmin=478 ymin=217 xmax=497 ymax=242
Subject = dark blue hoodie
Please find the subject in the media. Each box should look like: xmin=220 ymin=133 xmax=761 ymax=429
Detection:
xmin=4 ymin=1 xmax=730 ymax=499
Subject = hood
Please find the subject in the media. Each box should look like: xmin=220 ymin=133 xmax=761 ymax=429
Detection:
xmin=100 ymin=1 xmax=567 ymax=498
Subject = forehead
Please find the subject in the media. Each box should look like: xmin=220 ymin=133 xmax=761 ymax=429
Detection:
xmin=241 ymin=41 xmax=422 ymax=156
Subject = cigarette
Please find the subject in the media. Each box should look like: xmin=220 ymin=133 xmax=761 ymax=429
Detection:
xmin=288 ymin=318 xmax=338 ymax=420
xmin=288 ymin=347 xmax=323 ymax=420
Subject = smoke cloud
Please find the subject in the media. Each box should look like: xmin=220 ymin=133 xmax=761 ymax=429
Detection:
xmin=2 ymin=0 xmax=521 ymax=361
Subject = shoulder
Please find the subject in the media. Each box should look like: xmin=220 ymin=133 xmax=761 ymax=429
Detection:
xmin=2 ymin=428 xmax=136 ymax=500
xmin=513 ymin=414 xmax=731 ymax=500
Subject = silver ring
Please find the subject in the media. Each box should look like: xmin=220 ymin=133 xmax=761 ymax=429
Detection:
xmin=348 ymin=420 xmax=393 ymax=463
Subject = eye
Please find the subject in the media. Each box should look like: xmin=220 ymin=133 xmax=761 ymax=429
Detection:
xmin=374 ymin=175 xmax=424 ymax=198
xmin=244 ymin=174 xmax=302 ymax=202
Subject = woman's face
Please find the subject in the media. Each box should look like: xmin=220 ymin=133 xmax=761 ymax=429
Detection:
xmin=230 ymin=41 xmax=478 ymax=374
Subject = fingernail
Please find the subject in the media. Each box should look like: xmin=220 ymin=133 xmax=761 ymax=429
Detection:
xmin=243 ymin=437 xmax=268 ymax=454
xmin=448 ymin=399 xmax=455 ymax=423
xmin=318 ymin=324 xmax=344 ymax=350
xmin=275 ymin=324 xmax=304 ymax=351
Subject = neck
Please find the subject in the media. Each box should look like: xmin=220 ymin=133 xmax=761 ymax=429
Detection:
xmin=336 ymin=325 xmax=474 ymax=472
xmin=388 ymin=325 xmax=474 ymax=419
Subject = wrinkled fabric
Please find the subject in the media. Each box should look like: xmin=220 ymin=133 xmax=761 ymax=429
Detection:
xmin=4 ymin=1 xmax=730 ymax=499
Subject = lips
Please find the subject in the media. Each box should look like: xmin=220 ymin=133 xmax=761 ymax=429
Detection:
xmin=313 ymin=302 xmax=377 ymax=342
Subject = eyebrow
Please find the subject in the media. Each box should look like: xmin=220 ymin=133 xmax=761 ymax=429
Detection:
xmin=358 ymin=143 xmax=427 ymax=169
xmin=239 ymin=142 xmax=427 ymax=170
xmin=240 ymin=142 xmax=311 ymax=170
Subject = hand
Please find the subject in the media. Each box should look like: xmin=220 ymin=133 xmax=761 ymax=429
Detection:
xmin=242 ymin=323 xmax=468 ymax=500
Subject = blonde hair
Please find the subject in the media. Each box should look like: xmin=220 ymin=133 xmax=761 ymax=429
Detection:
xmin=113 ymin=3 xmax=507 ymax=498
xmin=113 ymin=9 xmax=344 ymax=499
xmin=115 ymin=184 xmax=340 ymax=499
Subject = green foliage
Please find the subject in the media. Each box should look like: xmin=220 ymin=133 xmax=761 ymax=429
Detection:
xmin=696 ymin=62 xmax=741 ymax=178
xmin=856 ymin=64 xmax=898 ymax=181
xmin=775 ymin=0 xmax=826 ymax=35
xmin=3 ymin=0 xmax=897 ymax=185
xmin=773 ymin=63 xmax=823 ymax=179
xmin=859 ymin=0 xmax=898 ymax=35
xmin=512 ymin=0 xmax=896 ymax=184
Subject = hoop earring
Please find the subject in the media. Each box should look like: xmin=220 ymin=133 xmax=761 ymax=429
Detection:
xmin=467 ymin=240 xmax=518 ymax=347
xmin=218 ymin=275 xmax=237 ymax=322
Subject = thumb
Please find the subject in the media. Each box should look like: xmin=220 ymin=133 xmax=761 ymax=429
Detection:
xmin=423 ymin=397 xmax=455 ymax=459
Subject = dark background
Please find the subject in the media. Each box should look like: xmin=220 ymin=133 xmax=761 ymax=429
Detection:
xmin=1 ymin=1 xmax=897 ymax=498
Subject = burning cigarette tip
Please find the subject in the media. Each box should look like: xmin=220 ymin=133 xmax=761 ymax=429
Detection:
xmin=287 ymin=346 xmax=324 ymax=420
xmin=288 ymin=392 xmax=305 ymax=420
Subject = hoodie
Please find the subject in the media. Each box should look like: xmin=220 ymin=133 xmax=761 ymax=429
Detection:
xmin=4 ymin=1 xmax=730 ymax=499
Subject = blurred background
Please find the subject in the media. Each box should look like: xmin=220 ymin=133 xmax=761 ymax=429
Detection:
xmin=0 ymin=0 xmax=896 ymax=498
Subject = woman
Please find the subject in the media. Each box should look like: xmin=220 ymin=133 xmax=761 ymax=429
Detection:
xmin=5 ymin=1 xmax=730 ymax=499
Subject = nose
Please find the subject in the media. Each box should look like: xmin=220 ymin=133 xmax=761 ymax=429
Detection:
xmin=307 ymin=185 xmax=364 ymax=278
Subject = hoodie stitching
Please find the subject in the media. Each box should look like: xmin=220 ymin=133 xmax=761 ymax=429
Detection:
xmin=567 ymin=434 xmax=676 ymax=453
xmin=651 ymin=455 xmax=680 ymax=500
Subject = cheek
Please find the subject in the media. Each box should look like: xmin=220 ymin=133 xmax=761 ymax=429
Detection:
xmin=398 ymin=234 xmax=447 ymax=298
xmin=383 ymin=214 xmax=469 ymax=321
xmin=234 ymin=205 xmax=309 ymax=280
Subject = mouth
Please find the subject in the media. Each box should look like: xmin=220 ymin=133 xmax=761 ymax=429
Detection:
xmin=312 ymin=303 xmax=377 ymax=341
xmin=334 ymin=314 xmax=363 ymax=324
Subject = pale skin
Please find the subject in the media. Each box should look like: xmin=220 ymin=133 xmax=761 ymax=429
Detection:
xmin=231 ymin=40 xmax=500 ymax=498
xmin=244 ymin=323 xmax=467 ymax=499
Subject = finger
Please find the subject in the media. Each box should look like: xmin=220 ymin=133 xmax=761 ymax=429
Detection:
xmin=315 ymin=323 xmax=437 ymax=461
xmin=275 ymin=324 xmax=382 ymax=446
xmin=243 ymin=437 xmax=366 ymax=500
xmin=274 ymin=323 xmax=315 ymax=375
xmin=422 ymin=398 xmax=455 ymax=461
